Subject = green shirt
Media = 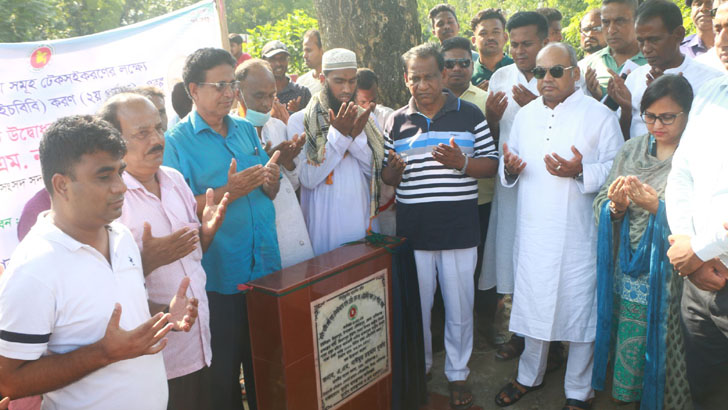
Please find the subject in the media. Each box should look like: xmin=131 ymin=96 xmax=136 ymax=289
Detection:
xmin=584 ymin=47 xmax=647 ymax=95
xmin=471 ymin=54 xmax=514 ymax=86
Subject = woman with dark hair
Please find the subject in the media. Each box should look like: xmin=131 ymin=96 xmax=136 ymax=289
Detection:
xmin=592 ymin=74 xmax=694 ymax=410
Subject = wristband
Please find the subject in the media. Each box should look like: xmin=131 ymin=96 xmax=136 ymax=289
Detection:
xmin=459 ymin=155 xmax=469 ymax=174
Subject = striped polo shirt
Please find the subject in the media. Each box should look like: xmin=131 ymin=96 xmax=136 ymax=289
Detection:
xmin=384 ymin=90 xmax=498 ymax=250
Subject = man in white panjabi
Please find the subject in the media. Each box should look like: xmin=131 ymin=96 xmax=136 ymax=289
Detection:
xmin=493 ymin=43 xmax=623 ymax=409
xmin=289 ymin=48 xmax=381 ymax=255
xmin=235 ymin=58 xmax=314 ymax=267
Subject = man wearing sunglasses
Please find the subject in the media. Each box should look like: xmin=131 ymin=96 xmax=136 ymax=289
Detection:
xmin=494 ymin=42 xmax=623 ymax=410
xmin=164 ymin=48 xmax=282 ymax=410
xmin=608 ymin=0 xmax=723 ymax=140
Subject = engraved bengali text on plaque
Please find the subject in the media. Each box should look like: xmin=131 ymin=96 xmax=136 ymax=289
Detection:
xmin=311 ymin=269 xmax=390 ymax=410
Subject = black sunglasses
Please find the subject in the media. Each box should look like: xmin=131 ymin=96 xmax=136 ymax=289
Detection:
xmin=532 ymin=65 xmax=575 ymax=79
xmin=444 ymin=58 xmax=471 ymax=69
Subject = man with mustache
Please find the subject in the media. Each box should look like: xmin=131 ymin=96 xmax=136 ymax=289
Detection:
xmin=583 ymin=0 xmax=646 ymax=100
xmin=579 ymin=9 xmax=607 ymax=59
xmin=164 ymin=47 xmax=281 ymax=410
xmin=99 ymin=93 xmax=229 ymax=410
xmin=0 ymin=115 xmax=199 ymax=409
xmin=470 ymin=8 xmax=513 ymax=92
xmin=288 ymin=48 xmax=379 ymax=256
xmin=429 ymin=3 xmax=479 ymax=61
xmin=261 ymin=40 xmax=311 ymax=113
xmin=696 ymin=1 xmax=728 ymax=70
xmin=607 ymin=0 xmax=723 ymax=139
xmin=682 ymin=0 xmax=715 ymax=58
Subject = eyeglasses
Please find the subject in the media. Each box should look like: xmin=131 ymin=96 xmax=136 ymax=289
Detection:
xmin=444 ymin=58 xmax=471 ymax=69
xmin=198 ymin=81 xmax=240 ymax=92
xmin=580 ymin=25 xmax=602 ymax=34
xmin=641 ymin=111 xmax=684 ymax=125
xmin=531 ymin=65 xmax=575 ymax=79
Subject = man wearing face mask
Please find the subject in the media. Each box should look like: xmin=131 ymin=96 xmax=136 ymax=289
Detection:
xmin=235 ymin=59 xmax=313 ymax=268
xmin=287 ymin=48 xmax=380 ymax=256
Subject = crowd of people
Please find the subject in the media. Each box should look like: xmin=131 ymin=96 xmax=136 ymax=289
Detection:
xmin=0 ymin=0 xmax=727 ymax=409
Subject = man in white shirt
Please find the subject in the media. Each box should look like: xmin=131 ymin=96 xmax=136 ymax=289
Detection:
xmin=665 ymin=75 xmax=728 ymax=410
xmin=236 ymin=59 xmax=314 ymax=267
xmin=0 ymin=115 xmax=198 ymax=410
xmin=296 ymin=29 xmax=324 ymax=95
xmin=494 ymin=43 xmax=623 ymax=408
xmin=288 ymin=48 xmax=380 ymax=256
xmin=607 ymin=0 xmax=723 ymax=139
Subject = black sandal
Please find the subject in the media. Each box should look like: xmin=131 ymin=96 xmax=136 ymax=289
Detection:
xmin=494 ymin=379 xmax=544 ymax=407
xmin=448 ymin=381 xmax=474 ymax=410
xmin=562 ymin=398 xmax=594 ymax=410
xmin=495 ymin=334 xmax=525 ymax=361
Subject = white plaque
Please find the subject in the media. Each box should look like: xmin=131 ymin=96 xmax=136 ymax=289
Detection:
xmin=311 ymin=269 xmax=390 ymax=410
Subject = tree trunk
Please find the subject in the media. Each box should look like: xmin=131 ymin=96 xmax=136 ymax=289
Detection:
xmin=313 ymin=0 xmax=421 ymax=109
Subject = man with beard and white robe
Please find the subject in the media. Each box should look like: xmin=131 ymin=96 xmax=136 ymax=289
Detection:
xmin=493 ymin=43 xmax=623 ymax=409
xmin=287 ymin=48 xmax=382 ymax=255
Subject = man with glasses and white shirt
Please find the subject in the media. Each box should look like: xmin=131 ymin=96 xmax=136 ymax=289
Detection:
xmin=493 ymin=43 xmax=622 ymax=409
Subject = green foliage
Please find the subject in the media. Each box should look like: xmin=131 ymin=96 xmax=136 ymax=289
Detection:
xmin=245 ymin=9 xmax=318 ymax=76
xmin=225 ymin=0 xmax=315 ymax=35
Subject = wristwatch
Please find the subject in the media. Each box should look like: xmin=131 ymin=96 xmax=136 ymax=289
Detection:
xmin=573 ymin=171 xmax=584 ymax=182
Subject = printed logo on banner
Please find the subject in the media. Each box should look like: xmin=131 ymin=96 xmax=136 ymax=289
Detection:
xmin=29 ymin=46 xmax=53 ymax=71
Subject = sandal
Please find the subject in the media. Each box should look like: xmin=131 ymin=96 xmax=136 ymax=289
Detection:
xmin=448 ymin=381 xmax=474 ymax=410
xmin=562 ymin=398 xmax=594 ymax=410
xmin=494 ymin=379 xmax=544 ymax=407
xmin=546 ymin=341 xmax=565 ymax=373
xmin=495 ymin=334 xmax=525 ymax=361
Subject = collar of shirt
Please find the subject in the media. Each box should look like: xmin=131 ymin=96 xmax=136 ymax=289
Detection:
xmin=681 ymin=33 xmax=708 ymax=53
xmin=540 ymin=88 xmax=584 ymax=111
xmin=406 ymin=89 xmax=459 ymax=119
xmin=122 ymin=167 xmax=176 ymax=196
xmin=597 ymin=46 xmax=646 ymax=71
xmin=475 ymin=53 xmax=513 ymax=72
xmin=33 ymin=211 xmax=121 ymax=253
xmin=190 ymin=110 xmax=237 ymax=136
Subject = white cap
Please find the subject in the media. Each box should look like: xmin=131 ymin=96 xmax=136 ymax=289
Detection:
xmin=321 ymin=48 xmax=357 ymax=71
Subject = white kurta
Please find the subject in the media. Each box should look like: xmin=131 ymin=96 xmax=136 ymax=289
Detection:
xmin=503 ymin=91 xmax=623 ymax=342
xmin=480 ymin=64 xmax=539 ymax=294
xmin=289 ymin=113 xmax=375 ymax=256
xmin=625 ymin=56 xmax=723 ymax=139
xmin=259 ymin=118 xmax=314 ymax=268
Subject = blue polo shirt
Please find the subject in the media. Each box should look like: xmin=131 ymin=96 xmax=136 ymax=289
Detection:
xmin=163 ymin=111 xmax=281 ymax=294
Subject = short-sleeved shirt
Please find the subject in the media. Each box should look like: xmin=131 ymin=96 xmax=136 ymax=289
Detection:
xmin=119 ymin=166 xmax=212 ymax=379
xmin=277 ymin=76 xmax=312 ymax=112
xmin=471 ymin=54 xmax=514 ymax=86
xmin=163 ymin=111 xmax=281 ymax=294
xmin=584 ymin=46 xmax=647 ymax=94
xmin=0 ymin=216 xmax=168 ymax=410
xmin=680 ymin=34 xmax=709 ymax=59
xmin=384 ymin=90 xmax=499 ymax=250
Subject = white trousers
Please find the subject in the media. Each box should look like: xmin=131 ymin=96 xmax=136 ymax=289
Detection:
xmin=415 ymin=247 xmax=477 ymax=382
xmin=517 ymin=337 xmax=595 ymax=401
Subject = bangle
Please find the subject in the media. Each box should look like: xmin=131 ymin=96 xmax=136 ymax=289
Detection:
xmin=459 ymin=155 xmax=469 ymax=173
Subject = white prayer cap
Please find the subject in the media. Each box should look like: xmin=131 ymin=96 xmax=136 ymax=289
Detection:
xmin=321 ymin=48 xmax=357 ymax=72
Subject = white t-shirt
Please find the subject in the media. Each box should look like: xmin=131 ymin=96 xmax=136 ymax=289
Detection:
xmin=625 ymin=55 xmax=724 ymax=139
xmin=0 ymin=214 xmax=168 ymax=410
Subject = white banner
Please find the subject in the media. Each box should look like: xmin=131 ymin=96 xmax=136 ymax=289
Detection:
xmin=0 ymin=1 xmax=222 ymax=267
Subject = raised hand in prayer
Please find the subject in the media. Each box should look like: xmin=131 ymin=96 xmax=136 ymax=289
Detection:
xmin=667 ymin=234 xmax=704 ymax=276
xmin=585 ymin=67 xmax=602 ymax=100
xmin=263 ymin=140 xmax=273 ymax=157
xmin=141 ymin=222 xmax=199 ymax=275
xmin=0 ymin=396 xmax=8 ymax=409
xmin=262 ymin=150 xmax=281 ymax=200
xmin=382 ymin=149 xmax=406 ymax=186
xmin=476 ymin=79 xmax=489 ymax=92
xmin=328 ymin=101 xmax=358 ymax=136
xmin=225 ymin=158 xmax=267 ymax=201
xmin=687 ymin=258 xmax=728 ymax=291
xmin=606 ymin=68 xmax=632 ymax=111
xmin=269 ymin=133 xmax=306 ymax=171
xmin=167 ymin=277 xmax=199 ymax=332
xmin=512 ymin=84 xmax=537 ymax=107
xmin=622 ymin=175 xmax=659 ymax=215
xmin=99 ymin=303 xmax=173 ymax=361
xmin=287 ymin=96 xmax=302 ymax=113
xmin=607 ymin=176 xmax=630 ymax=217
xmin=200 ymin=188 xmax=229 ymax=253
xmin=271 ymin=99 xmax=290 ymax=124
xmin=350 ymin=102 xmax=375 ymax=137
xmin=503 ymin=143 xmax=526 ymax=175
xmin=486 ymin=91 xmax=508 ymax=125
xmin=544 ymin=146 xmax=583 ymax=178
xmin=432 ymin=137 xmax=466 ymax=170
xmin=645 ymin=66 xmax=665 ymax=87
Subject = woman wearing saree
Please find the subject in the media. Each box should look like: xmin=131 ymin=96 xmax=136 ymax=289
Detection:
xmin=592 ymin=74 xmax=694 ymax=410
